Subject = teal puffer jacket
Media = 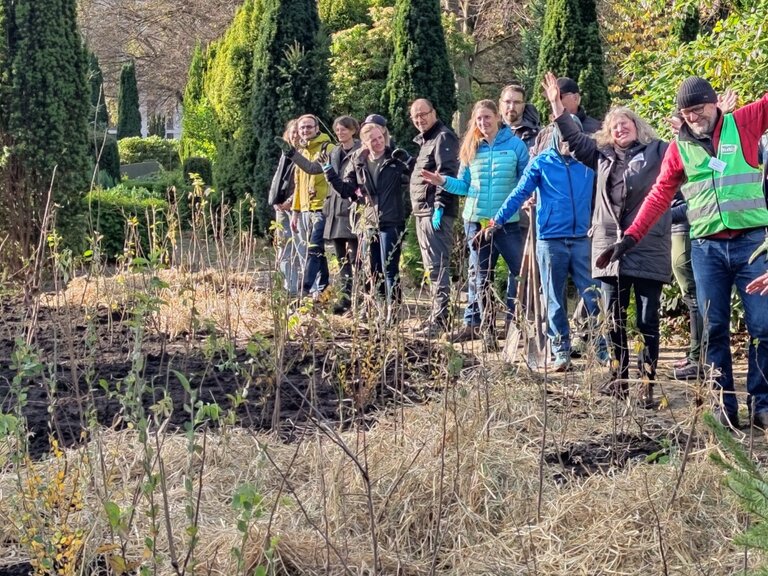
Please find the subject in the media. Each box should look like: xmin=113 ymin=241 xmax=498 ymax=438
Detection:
xmin=443 ymin=126 xmax=529 ymax=222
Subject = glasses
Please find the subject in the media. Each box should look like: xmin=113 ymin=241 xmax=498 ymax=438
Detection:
xmin=680 ymin=104 xmax=708 ymax=119
xmin=410 ymin=109 xmax=433 ymax=120
xmin=298 ymin=124 xmax=316 ymax=130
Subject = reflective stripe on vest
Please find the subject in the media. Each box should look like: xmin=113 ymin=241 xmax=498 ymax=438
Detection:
xmin=677 ymin=113 xmax=768 ymax=238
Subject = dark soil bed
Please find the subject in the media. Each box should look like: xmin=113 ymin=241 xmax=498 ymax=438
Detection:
xmin=0 ymin=297 xmax=468 ymax=459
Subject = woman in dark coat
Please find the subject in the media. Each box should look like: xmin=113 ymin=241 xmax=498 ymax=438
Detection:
xmin=269 ymin=119 xmax=301 ymax=295
xmin=543 ymin=72 xmax=672 ymax=407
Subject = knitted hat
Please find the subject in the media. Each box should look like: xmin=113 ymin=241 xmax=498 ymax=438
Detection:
xmin=557 ymin=77 xmax=580 ymax=95
xmin=363 ymin=114 xmax=387 ymax=127
xmin=676 ymin=76 xmax=717 ymax=110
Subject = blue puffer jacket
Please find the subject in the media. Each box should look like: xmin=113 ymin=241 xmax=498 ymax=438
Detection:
xmin=443 ymin=126 xmax=529 ymax=222
xmin=494 ymin=146 xmax=595 ymax=240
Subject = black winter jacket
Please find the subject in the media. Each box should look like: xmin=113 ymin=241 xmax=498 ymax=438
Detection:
xmin=268 ymin=154 xmax=296 ymax=206
xmin=326 ymin=147 xmax=410 ymax=228
xmin=410 ymin=121 xmax=460 ymax=217
xmin=555 ymin=112 xmax=672 ymax=283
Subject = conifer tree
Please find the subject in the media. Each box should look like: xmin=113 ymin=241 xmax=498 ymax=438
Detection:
xmin=383 ymin=0 xmax=456 ymax=148
xmin=117 ymin=61 xmax=141 ymax=139
xmin=250 ymin=0 xmax=328 ymax=232
xmin=0 ymin=0 xmax=91 ymax=267
xmin=88 ymin=51 xmax=109 ymax=127
xmin=180 ymin=42 xmax=216 ymax=161
xmin=318 ymin=0 xmax=371 ymax=33
xmin=534 ymin=0 xmax=609 ymax=119
xmin=205 ymin=0 xmax=261 ymax=204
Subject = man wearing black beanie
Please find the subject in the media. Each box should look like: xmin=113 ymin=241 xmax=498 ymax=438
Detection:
xmin=596 ymin=75 xmax=768 ymax=431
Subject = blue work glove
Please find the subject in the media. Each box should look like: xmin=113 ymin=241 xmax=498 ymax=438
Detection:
xmin=431 ymin=206 xmax=444 ymax=230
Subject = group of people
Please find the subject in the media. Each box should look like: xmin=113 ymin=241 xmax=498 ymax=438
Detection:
xmin=270 ymin=73 xmax=768 ymax=429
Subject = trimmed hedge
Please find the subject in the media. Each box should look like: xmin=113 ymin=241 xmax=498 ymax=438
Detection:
xmin=118 ymin=135 xmax=180 ymax=170
xmin=85 ymin=185 xmax=168 ymax=260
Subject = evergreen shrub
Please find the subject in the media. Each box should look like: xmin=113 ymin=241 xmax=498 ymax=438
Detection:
xmin=182 ymin=156 xmax=213 ymax=186
xmin=85 ymin=185 xmax=168 ymax=259
xmin=118 ymin=136 xmax=180 ymax=170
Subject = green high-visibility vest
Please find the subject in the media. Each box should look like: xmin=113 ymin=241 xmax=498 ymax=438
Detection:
xmin=677 ymin=113 xmax=768 ymax=238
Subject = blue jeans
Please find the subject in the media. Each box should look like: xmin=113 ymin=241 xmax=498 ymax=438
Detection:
xmin=301 ymin=211 xmax=329 ymax=294
xmin=691 ymin=228 xmax=768 ymax=416
xmin=536 ymin=237 xmax=602 ymax=354
xmin=367 ymin=224 xmax=404 ymax=307
xmin=463 ymin=220 xmax=523 ymax=327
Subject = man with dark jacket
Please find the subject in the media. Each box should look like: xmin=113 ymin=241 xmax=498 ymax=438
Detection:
xmin=601 ymin=76 xmax=768 ymax=428
xmin=409 ymin=98 xmax=461 ymax=336
xmin=557 ymin=77 xmax=602 ymax=134
xmin=499 ymin=84 xmax=541 ymax=149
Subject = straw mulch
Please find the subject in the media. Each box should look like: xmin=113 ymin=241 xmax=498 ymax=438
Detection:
xmin=0 ymin=366 xmax=760 ymax=575
xmin=42 ymin=269 xmax=287 ymax=340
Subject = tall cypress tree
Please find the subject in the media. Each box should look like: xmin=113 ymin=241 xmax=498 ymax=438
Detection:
xmin=534 ymin=0 xmax=608 ymax=119
xmin=117 ymin=61 xmax=141 ymax=139
xmin=88 ymin=51 xmax=109 ymax=127
xmin=87 ymin=51 xmax=119 ymax=185
xmin=207 ymin=0 xmax=261 ymax=205
xmin=250 ymin=0 xmax=328 ymax=232
xmin=0 ymin=0 xmax=91 ymax=267
xmin=383 ymin=0 xmax=456 ymax=148
xmin=576 ymin=0 xmax=609 ymax=118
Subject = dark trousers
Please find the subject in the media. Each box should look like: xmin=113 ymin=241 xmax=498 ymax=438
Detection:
xmin=369 ymin=224 xmax=404 ymax=307
xmin=601 ymin=276 xmax=664 ymax=381
xmin=332 ymin=238 xmax=358 ymax=300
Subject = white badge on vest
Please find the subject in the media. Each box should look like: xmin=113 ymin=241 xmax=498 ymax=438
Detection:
xmin=708 ymin=157 xmax=727 ymax=173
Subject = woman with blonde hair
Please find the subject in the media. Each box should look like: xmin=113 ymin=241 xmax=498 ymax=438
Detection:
xmin=543 ymin=71 xmax=672 ymax=406
xmin=422 ymin=99 xmax=529 ymax=349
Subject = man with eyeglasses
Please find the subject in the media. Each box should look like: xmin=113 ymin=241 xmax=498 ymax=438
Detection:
xmin=499 ymin=84 xmax=541 ymax=149
xmin=290 ymin=114 xmax=333 ymax=299
xmin=556 ymin=77 xmax=602 ymax=134
xmin=598 ymin=76 xmax=768 ymax=430
xmin=409 ymin=98 xmax=460 ymax=336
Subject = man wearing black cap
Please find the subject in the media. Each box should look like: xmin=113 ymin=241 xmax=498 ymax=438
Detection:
xmin=557 ymin=77 xmax=602 ymax=134
xmin=597 ymin=75 xmax=768 ymax=430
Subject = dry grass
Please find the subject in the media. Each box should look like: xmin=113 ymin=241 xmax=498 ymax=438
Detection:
xmin=0 ymin=365 xmax=761 ymax=576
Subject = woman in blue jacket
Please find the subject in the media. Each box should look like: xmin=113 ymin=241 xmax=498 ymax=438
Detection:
xmin=422 ymin=99 xmax=529 ymax=349
xmin=488 ymin=121 xmax=608 ymax=370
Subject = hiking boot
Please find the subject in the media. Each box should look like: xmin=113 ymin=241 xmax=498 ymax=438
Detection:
xmin=638 ymin=382 xmax=655 ymax=409
xmin=332 ymin=299 xmax=351 ymax=315
xmin=553 ymin=351 xmax=571 ymax=372
xmin=451 ymin=325 xmax=480 ymax=343
xmin=673 ymin=360 xmax=702 ymax=380
xmin=598 ymin=376 xmax=628 ymax=399
xmin=713 ymin=406 xmax=739 ymax=429
xmin=596 ymin=348 xmax=611 ymax=367
xmin=752 ymin=412 xmax=768 ymax=430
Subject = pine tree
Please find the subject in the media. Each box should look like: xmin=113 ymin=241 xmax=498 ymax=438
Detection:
xmin=250 ymin=0 xmax=329 ymax=232
xmin=533 ymin=0 xmax=609 ymax=119
xmin=117 ymin=61 xmax=141 ymax=139
xmin=0 ymin=0 xmax=91 ymax=268
xmin=383 ymin=0 xmax=456 ymax=149
xmin=318 ymin=0 xmax=371 ymax=33
xmin=180 ymin=42 xmax=216 ymax=161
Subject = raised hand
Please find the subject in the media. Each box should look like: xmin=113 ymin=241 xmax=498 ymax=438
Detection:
xmin=718 ymin=88 xmax=738 ymax=113
xmin=317 ymin=150 xmax=331 ymax=170
xmin=274 ymin=136 xmax=294 ymax=156
xmin=541 ymin=71 xmax=564 ymax=117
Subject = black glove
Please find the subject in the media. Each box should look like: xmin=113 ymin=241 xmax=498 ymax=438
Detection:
xmin=596 ymin=235 xmax=637 ymax=269
xmin=274 ymin=136 xmax=295 ymax=157
xmin=391 ymin=148 xmax=413 ymax=169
